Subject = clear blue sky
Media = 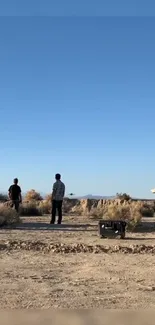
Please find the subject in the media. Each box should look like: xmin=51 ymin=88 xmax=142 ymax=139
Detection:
xmin=0 ymin=2 xmax=155 ymax=197
xmin=0 ymin=0 xmax=155 ymax=16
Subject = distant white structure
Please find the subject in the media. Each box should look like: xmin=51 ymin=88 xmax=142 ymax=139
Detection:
xmin=151 ymin=189 xmax=155 ymax=194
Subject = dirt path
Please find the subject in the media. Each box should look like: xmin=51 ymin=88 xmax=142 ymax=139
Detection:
xmin=1 ymin=251 xmax=155 ymax=309
xmin=1 ymin=216 xmax=155 ymax=246
xmin=0 ymin=216 xmax=155 ymax=309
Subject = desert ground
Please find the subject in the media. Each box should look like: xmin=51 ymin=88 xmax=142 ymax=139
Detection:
xmin=1 ymin=215 xmax=155 ymax=309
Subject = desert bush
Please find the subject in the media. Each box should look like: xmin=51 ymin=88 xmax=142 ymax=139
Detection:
xmin=24 ymin=189 xmax=43 ymax=202
xmin=68 ymin=206 xmax=83 ymax=215
xmin=89 ymin=202 xmax=142 ymax=229
xmin=140 ymin=204 xmax=154 ymax=217
xmin=19 ymin=202 xmax=42 ymax=216
xmin=0 ymin=205 xmax=20 ymax=227
xmin=0 ymin=193 xmax=8 ymax=202
xmin=89 ymin=208 xmax=102 ymax=218
xmin=63 ymin=198 xmax=80 ymax=214
xmin=104 ymin=204 xmax=142 ymax=229
xmin=39 ymin=200 xmax=51 ymax=214
xmin=45 ymin=194 xmax=52 ymax=202
xmin=116 ymin=192 xmax=131 ymax=201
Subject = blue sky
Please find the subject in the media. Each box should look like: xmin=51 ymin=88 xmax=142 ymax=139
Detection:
xmin=0 ymin=0 xmax=155 ymax=16
xmin=0 ymin=6 xmax=155 ymax=197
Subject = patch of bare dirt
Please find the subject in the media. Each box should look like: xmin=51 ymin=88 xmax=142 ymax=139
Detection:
xmin=0 ymin=216 xmax=155 ymax=309
xmin=1 ymin=251 xmax=155 ymax=309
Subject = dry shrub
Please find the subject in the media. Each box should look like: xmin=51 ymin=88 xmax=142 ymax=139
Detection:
xmin=63 ymin=198 xmax=80 ymax=214
xmin=24 ymin=189 xmax=43 ymax=202
xmin=116 ymin=192 xmax=131 ymax=201
xmin=19 ymin=202 xmax=42 ymax=216
xmin=0 ymin=205 xmax=20 ymax=227
xmin=89 ymin=207 xmax=104 ymax=219
xmin=39 ymin=200 xmax=51 ymax=214
xmin=140 ymin=204 xmax=154 ymax=217
xmin=89 ymin=202 xmax=142 ymax=229
xmin=45 ymin=194 xmax=52 ymax=202
xmin=69 ymin=204 xmax=83 ymax=216
xmin=0 ymin=193 xmax=8 ymax=202
xmin=103 ymin=204 xmax=142 ymax=229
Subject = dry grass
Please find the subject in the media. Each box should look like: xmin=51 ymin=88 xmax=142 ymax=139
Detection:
xmin=105 ymin=205 xmax=142 ymax=229
xmin=89 ymin=207 xmax=104 ymax=219
xmin=0 ymin=205 xmax=20 ymax=226
xmin=19 ymin=203 xmax=42 ymax=216
xmin=24 ymin=189 xmax=43 ymax=202
xmin=140 ymin=204 xmax=154 ymax=217
xmin=1 ymin=198 xmax=153 ymax=228
xmin=0 ymin=193 xmax=8 ymax=202
xmin=39 ymin=200 xmax=51 ymax=214
xmin=1 ymin=201 xmax=49 ymax=218
xmin=20 ymin=201 xmax=51 ymax=216
xmin=90 ymin=202 xmax=143 ymax=229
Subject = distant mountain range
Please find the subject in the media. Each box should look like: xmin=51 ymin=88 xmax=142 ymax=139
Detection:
xmin=73 ymin=194 xmax=115 ymax=200
xmin=0 ymin=191 xmax=115 ymax=200
xmin=1 ymin=191 xmax=154 ymax=200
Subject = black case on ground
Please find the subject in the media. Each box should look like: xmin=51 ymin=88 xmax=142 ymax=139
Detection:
xmin=98 ymin=220 xmax=127 ymax=239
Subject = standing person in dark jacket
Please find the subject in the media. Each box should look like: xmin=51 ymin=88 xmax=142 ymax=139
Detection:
xmin=8 ymin=178 xmax=22 ymax=212
xmin=50 ymin=173 xmax=65 ymax=225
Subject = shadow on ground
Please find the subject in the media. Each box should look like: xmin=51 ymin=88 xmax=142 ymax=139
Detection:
xmin=132 ymin=221 xmax=155 ymax=233
xmin=2 ymin=223 xmax=98 ymax=232
xmin=1 ymin=223 xmax=155 ymax=241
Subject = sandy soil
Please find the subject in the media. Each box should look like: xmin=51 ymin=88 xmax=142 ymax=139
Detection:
xmin=0 ymin=216 xmax=155 ymax=309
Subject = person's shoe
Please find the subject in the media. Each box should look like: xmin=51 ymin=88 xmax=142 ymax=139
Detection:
xmin=50 ymin=220 xmax=54 ymax=224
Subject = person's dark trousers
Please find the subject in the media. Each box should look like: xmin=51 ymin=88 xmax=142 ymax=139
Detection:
xmin=11 ymin=200 xmax=19 ymax=213
xmin=51 ymin=200 xmax=63 ymax=224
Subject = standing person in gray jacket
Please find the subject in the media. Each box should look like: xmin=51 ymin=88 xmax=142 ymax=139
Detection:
xmin=50 ymin=173 xmax=65 ymax=224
